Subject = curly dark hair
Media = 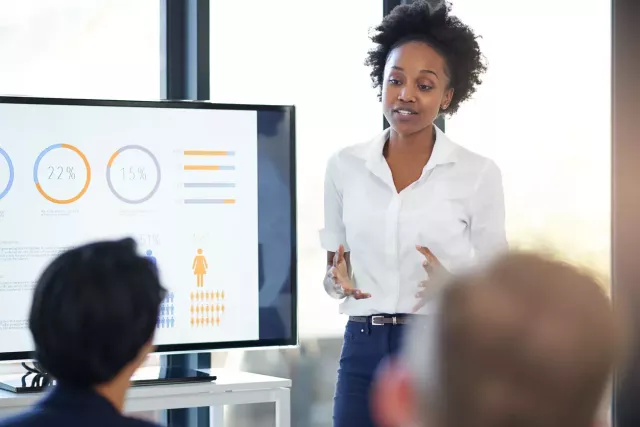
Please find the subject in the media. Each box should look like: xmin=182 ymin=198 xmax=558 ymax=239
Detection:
xmin=365 ymin=0 xmax=486 ymax=115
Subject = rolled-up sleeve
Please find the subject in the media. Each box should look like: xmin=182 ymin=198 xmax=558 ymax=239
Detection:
xmin=469 ymin=159 xmax=508 ymax=264
xmin=319 ymin=153 xmax=350 ymax=252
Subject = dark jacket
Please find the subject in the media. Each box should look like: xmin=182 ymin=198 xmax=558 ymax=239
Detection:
xmin=0 ymin=385 xmax=159 ymax=427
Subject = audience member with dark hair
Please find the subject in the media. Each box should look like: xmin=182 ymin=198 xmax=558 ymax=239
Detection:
xmin=0 ymin=238 xmax=165 ymax=427
xmin=372 ymin=252 xmax=620 ymax=427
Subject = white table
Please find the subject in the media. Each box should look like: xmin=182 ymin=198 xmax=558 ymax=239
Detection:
xmin=0 ymin=369 xmax=291 ymax=427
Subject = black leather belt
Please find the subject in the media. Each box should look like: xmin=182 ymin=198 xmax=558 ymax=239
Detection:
xmin=349 ymin=314 xmax=413 ymax=325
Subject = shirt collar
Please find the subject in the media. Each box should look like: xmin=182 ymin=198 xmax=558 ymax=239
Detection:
xmin=363 ymin=125 xmax=458 ymax=181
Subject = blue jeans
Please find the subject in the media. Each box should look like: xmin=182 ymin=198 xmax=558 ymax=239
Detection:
xmin=333 ymin=317 xmax=408 ymax=427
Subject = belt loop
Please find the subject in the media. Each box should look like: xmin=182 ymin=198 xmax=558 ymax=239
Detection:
xmin=364 ymin=317 xmax=371 ymax=335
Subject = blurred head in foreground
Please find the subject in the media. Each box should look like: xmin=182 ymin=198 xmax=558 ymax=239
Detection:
xmin=29 ymin=238 xmax=165 ymax=408
xmin=372 ymin=252 xmax=619 ymax=427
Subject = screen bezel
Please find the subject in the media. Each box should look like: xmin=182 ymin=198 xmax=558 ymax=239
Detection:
xmin=0 ymin=95 xmax=298 ymax=362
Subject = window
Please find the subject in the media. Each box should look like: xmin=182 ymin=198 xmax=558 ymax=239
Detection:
xmin=211 ymin=0 xmax=383 ymax=337
xmin=445 ymin=0 xmax=611 ymax=283
xmin=0 ymin=0 xmax=160 ymax=100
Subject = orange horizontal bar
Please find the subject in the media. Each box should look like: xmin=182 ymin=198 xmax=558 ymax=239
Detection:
xmin=184 ymin=165 xmax=221 ymax=171
xmin=184 ymin=150 xmax=231 ymax=156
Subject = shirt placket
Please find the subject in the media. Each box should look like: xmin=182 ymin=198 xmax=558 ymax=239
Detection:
xmin=386 ymin=193 xmax=402 ymax=313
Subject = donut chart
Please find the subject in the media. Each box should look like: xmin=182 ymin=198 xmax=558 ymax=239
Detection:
xmin=106 ymin=145 xmax=161 ymax=204
xmin=0 ymin=147 xmax=15 ymax=200
xmin=33 ymin=144 xmax=91 ymax=204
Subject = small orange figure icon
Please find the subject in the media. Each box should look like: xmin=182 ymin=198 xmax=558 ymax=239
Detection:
xmin=192 ymin=248 xmax=208 ymax=287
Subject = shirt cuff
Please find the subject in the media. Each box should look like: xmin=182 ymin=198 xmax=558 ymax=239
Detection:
xmin=319 ymin=229 xmax=350 ymax=252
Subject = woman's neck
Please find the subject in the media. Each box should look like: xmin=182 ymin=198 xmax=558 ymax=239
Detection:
xmin=386 ymin=124 xmax=436 ymax=158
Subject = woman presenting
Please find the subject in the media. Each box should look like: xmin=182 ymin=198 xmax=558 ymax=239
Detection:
xmin=320 ymin=1 xmax=508 ymax=426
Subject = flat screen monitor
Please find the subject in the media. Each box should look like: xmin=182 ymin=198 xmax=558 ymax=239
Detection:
xmin=0 ymin=96 xmax=297 ymax=361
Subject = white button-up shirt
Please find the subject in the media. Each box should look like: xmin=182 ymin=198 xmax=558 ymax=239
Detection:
xmin=319 ymin=126 xmax=508 ymax=315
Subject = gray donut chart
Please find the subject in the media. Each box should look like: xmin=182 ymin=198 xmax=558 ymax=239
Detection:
xmin=106 ymin=145 xmax=161 ymax=204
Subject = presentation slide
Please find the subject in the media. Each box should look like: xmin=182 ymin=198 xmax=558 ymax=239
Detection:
xmin=0 ymin=102 xmax=260 ymax=354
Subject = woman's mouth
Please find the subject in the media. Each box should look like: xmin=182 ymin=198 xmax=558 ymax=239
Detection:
xmin=393 ymin=108 xmax=418 ymax=118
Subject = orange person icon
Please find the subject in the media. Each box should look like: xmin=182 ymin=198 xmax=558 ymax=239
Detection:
xmin=192 ymin=249 xmax=208 ymax=287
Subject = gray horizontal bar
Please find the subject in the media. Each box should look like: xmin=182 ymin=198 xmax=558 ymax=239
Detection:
xmin=184 ymin=183 xmax=235 ymax=188
xmin=184 ymin=199 xmax=235 ymax=204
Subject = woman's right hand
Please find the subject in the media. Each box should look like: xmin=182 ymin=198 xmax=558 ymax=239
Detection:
xmin=330 ymin=245 xmax=371 ymax=299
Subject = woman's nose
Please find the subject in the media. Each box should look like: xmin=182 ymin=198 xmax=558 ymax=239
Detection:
xmin=398 ymin=86 xmax=416 ymax=102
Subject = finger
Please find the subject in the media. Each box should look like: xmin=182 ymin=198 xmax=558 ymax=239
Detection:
xmin=421 ymin=259 xmax=431 ymax=274
xmin=412 ymin=298 xmax=427 ymax=313
xmin=415 ymin=288 xmax=429 ymax=298
xmin=424 ymin=260 xmax=437 ymax=275
xmin=420 ymin=258 xmax=436 ymax=276
xmin=423 ymin=248 xmax=441 ymax=267
xmin=329 ymin=267 xmax=339 ymax=283
xmin=416 ymin=245 xmax=440 ymax=266
xmin=342 ymin=286 xmax=370 ymax=298
xmin=333 ymin=246 xmax=345 ymax=268
xmin=416 ymin=244 xmax=431 ymax=259
xmin=332 ymin=268 xmax=350 ymax=288
xmin=352 ymin=290 xmax=372 ymax=299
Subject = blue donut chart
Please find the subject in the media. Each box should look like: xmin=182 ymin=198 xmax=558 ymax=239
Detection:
xmin=0 ymin=147 xmax=14 ymax=200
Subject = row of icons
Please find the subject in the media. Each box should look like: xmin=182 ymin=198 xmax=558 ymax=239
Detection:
xmin=156 ymin=297 xmax=227 ymax=329
xmin=0 ymin=145 xmax=237 ymax=205
xmin=192 ymin=291 xmax=226 ymax=326
xmin=157 ymin=293 xmax=175 ymax=329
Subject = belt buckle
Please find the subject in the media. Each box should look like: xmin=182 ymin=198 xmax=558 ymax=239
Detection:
xmin=371 ymin=315 xmax=397 ymax=326
xmin=371 ymin=315 xmax=384 ymax=326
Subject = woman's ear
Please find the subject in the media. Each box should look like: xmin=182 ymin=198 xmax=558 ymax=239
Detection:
xmin=371 ymin=356 xmax=419 ymax=427
xmin=441 ymin=88 xmax=454 ymax=111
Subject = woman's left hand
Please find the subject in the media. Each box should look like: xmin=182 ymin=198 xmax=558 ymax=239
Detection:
xmin=413 ymin=245 xmax=449 ymax=312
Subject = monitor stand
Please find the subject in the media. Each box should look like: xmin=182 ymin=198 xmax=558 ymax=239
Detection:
xmin=0 ymin=363 xmax=217 ymax=394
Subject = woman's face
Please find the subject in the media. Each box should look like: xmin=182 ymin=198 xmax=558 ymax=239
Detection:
xmin=382 ymin=41 xmax=454 ymax=137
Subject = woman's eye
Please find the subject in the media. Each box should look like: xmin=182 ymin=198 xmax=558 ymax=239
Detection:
xmin=418 ymin=84 xmax=432 ymax=91
xmin=389 ymin=78 xmax=401 ymax=85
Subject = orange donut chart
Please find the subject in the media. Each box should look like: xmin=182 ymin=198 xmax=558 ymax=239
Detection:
xmin=33 ymin=144 xmax=91 ymax=204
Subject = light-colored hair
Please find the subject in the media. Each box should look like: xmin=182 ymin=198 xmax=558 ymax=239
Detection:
xmin=404 ymin=252 xmax=619 ymax=427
